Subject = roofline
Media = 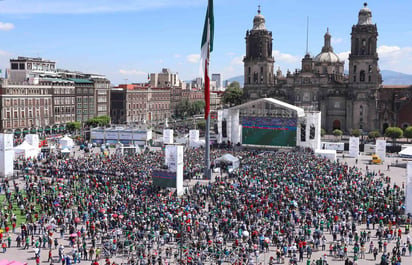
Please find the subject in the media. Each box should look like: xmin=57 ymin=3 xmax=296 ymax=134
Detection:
xmin=228 ymin=97 xmax=305 ymax=117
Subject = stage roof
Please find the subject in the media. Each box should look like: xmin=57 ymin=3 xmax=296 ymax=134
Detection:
xmin=229 ymin=98 xmax=305 ymax=118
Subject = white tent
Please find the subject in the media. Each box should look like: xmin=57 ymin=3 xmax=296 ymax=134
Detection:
xmin=314 ymin=149 xmax=337 ymax=161
xmin=14 ymin=140 xmax=40 ymax=159
xmin=215 ymin=154 xmax=240 ymax=171
xmin=59 ymin=136 xmax=75 ymax=149
xmin=400 ymin=147 xmax=412 ymax=158
xmin=61 ymin=148 xmax=71 ymax=154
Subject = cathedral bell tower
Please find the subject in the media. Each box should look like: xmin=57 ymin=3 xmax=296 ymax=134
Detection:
xmin=243 ymin=6 xmax=275 ymax=99
xmin=348 ymin=3 xmax=381 ymax=131
xmin=349 ymin=2 xmax=380 ymax=86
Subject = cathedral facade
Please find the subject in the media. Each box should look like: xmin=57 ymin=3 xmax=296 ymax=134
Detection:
xmin=243 ymin=4 xmax=411 ymax=134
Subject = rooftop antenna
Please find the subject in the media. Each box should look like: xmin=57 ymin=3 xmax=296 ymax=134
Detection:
xmin=306 ymin=16 xmax=309 ymax=55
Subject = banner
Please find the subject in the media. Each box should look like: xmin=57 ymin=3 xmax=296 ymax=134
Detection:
xmin=189 ymin=130 xmax=199 ymax=147
xmin=406 ymin=162 xmax=412 ymax=214
xmin=165 ymin=145 xmax=177 ymax=172
xmin=375 ymin=140 xmax=386 ymax=161
xmin=152 ymin=170 xmax=176 ymax=188
xmin=349 ymin=137 xmax=359 ymax=158
xmin=163 ymin=129 xmax=174 ymax=144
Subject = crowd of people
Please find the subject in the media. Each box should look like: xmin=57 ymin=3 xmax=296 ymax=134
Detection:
xmin=0 ymin=145 xmax=410 ymax=265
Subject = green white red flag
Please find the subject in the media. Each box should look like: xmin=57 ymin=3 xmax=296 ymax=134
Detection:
xmin=201 ymin=0 xmax=214 ymax=119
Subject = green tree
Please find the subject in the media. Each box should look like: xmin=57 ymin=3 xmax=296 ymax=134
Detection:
xmin=196 ymin=120 xmax=206 ymax=131
xmin=320 ymin=128 xmax=326 ymax=137
xmin=404 ymin=126 xmax=412 ymax=143
xmin=174 ymin=100 xmax=205 ymax=119
xmin=223 ymin=84 xmax=243 ymax=107
xmin=86 ymin=115 xmax=111 ymax=127
xmin=384 ymin=127 xmax=403 ymax=147
xmin=332 ymin=129 xmax=343 ymax=141
xmin=227 ymin=81 xmax=240 ymax=90
xmin=368 ymin=130 xmax=381 ymax=142
xmin=175 ymin=100 xmax=191 ymax=119
xmin=351 ymin=129 xmax=361 ymax=137
xmin=66 ymin=122 xmax=81 ymax=134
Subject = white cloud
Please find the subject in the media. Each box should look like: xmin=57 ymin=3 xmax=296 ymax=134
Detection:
xmin=272 ymin=50 xmax=300 ymax=64
xmin=0 ymin=0 xmax=203 ymax=14
xmin=337 ymin=51 xmax=350 ymax=66
xmin=377 ymin=45 xmax=412 ymax=74
xmin=0 ymin=22 xmax=14 ymax=31
xmin=0 ymin=50 xmax=11 ymax=56
xmin=230 ymin=56 xmax=243 ymax=66
xmin=174 ymin=54 xmax=181 ymax=58
xmin=332 ymin=37 xmax=343 ymax=44
xmin=186 ymin=54 xmax=200 ymax=64
xmin=378 ymin=45 xmax=401 ymax=54
xmin=119 ymin=69 xmax=146 ymax=76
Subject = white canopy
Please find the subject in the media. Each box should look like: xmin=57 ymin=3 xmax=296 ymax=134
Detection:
xmin=59 ymin=136 xmax=74 ymax=149
xmin=14 ymin=140 xmax=40 ymax=159
xmin=400 ymin=147 xmax=412 ymax=158
xmin=61 ymin=148 xmax=71 ymax=154
xmin=215 ymin=153 xmax=240 ymax=170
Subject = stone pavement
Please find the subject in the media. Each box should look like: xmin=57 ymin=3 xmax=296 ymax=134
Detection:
xmin=0 ymin=151 xmax=411 ymax=265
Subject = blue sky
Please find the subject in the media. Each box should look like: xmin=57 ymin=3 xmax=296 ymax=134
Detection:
xmin=0 ymin=0 xmax=411 ymax=85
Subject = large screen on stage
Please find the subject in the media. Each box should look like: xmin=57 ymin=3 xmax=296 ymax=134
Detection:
xmin=152 ymin=169 xmax=177 ymax=188
xmin=241 ymin=116 xmax=297 ymax=147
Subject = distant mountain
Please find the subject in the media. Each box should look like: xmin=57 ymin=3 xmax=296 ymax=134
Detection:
xmin=381 ymin=70 xmax=412 ymax=85
xmin=224 ymin=70 xmax=412 ymax=88
xmin=224 ymin=75 xmax=244 ymax=87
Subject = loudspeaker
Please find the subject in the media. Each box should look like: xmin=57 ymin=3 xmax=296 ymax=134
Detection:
xmin=222 ymin=120 xmax=227 ymax=138
xmin=300 ymin=124 xmax=306 ymax=142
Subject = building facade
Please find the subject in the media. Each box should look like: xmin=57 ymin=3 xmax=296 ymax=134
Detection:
xmin=0 ymin=57 xmax=111 ymax=137
xmin=243 ymin=4 xmax=401 ymax=133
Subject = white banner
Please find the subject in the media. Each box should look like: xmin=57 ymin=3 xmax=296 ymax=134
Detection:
xmin=163 ymin=129 xmax=174 ymax=144
xmin=349 ymin=137 xmax=359 ymax=158
xmin=189 ymin=130 xmax=199 ymax=147
xmin=406 ymin=162 xmax=412 ymax=214
xmin=376 ymin=140 xmax=386 ymax=161
xmin=105 ymin=131 xmax=119 ymax=140
xmin=165 ymin=145 xmax=177 ymax=172
xmin=91 ymin=130 xmax=105 ymax=140
xmin=119 ymin=131 xmax=133 ymax=140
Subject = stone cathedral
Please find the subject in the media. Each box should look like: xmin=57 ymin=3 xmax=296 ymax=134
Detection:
xmin=243 ymin=3 xmax=395 ymax=133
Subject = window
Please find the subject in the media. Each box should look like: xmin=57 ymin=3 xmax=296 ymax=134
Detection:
xmin=360 ymin=71 xmax=365 ymax=82
xmin=309 ymin=125 xmax=315 ymax=140
xmin=368 ymin=65 xmax=372 ymax=73
xmin=353 ymin=65 xmax=357 ymax=73
xmin=11 ymin=63 xmax=18 ymax=70
xmin=301 ymin=123 xmax=306 ymax=142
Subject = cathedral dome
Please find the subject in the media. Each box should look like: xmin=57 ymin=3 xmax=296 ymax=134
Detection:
xmin=253 ymin=6 xmax=266 ymax=30
xmin=314 ymin=29 xmax=341 ymax=63
xmin=314 ymin=51 xmax=340 ymax=63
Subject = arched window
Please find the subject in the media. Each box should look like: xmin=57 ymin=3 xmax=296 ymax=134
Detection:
xmin=360 ymin=71 xmax=365 ymax=82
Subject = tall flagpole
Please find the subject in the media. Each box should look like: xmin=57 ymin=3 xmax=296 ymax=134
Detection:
xmin=205 ymin=57 xmax=211 ymax=180
xmin=202 ymin=0 xmax=213 ymax=180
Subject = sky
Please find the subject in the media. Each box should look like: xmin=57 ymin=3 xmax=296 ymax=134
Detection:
xmin=0 ymin=0 xmax=411 ymax=85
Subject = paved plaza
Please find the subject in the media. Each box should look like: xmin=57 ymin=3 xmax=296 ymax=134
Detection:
xmin=0 ymin=149 xmax=411 ymax=265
